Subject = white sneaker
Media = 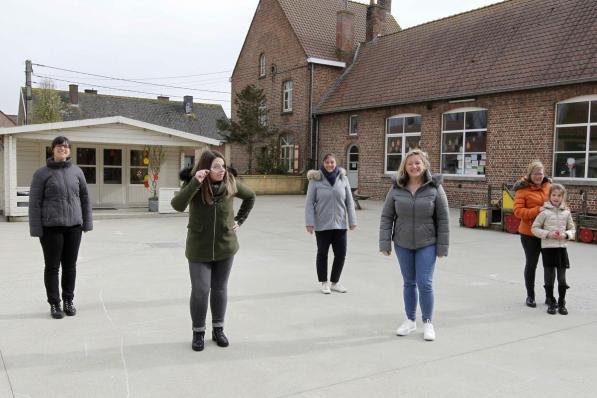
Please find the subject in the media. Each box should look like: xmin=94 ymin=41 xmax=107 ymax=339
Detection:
xmin=331 ymin=282 xmax=348 ymax=293
xmin=396 ymin=319 xmax=417 ymax=336
xmin=320 ymin=282 xmax=331 ymax=294
xmin=423 ymin=320 xmax=435 ymax=341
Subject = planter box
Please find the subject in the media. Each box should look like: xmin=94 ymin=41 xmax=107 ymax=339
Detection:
xmin=238 ymin=175 xmax=307 ymax=195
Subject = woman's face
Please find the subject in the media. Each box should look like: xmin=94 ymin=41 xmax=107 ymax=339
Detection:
xmin=209 ymin=157 xmax=226 ymax=182
xmin=323 ymin=157 xmax=336 ymax=173
xmin=52 ymin=142 xmax=70 ymax=162
xmin=405 ymin=155 xmax=425 ymax=180
xmin=530 ymin=167 xmax=544 ymax=185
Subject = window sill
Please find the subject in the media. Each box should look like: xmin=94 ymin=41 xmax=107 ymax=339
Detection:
xmin=281 ymin=110 xmax=293 ymax=115
xmin=442 ymin=175 xmax=486 ymax=182
xmin=258 ymin=75 xmax=266 ymax=80
xmin=348 ymin=133 xmax=358 ymax=137
xmin=552 ymin=177 xmax=597 ymax=186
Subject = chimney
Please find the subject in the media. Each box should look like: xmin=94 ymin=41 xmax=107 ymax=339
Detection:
xmin=336 ymin=10 xmax=354 ymax=63
xmin=69 ymin=84 xmax=79 ymax=105
xmin=157 ymin=95 xmax=169 ymax=102
xmin=84 ymin=89 xmax=97 ymax=94
xmin=183 ymin=95 xmax=193 ymax=114
xmin=366 ymin=1 xmax=386 ymax=41
xmin=378 ymin=0 xmax=392 ymax=13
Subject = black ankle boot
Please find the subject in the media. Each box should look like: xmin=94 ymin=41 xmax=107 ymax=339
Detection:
xmin=192 ymin=331 xmax=205 ymax=351
xmin=546 ymin=297 xmax=557 ymax=315
xmin=50 ymin=304 xmax=64 ymax=319
xmin=212 ymin=327 xmax=229 ymax=347
xmin=557 ymin=298 xmax=568 ymax=315
xmin=63 ymin=300 xmax=76 ymax=316
xmin=525 ymin=296 xmax=536 ymax=308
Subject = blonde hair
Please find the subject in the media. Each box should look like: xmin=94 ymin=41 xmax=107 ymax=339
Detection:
xmin=396 ymin=149 xmax=431 ymax=185
xmin=526 ymin=160 xmax=545 ymax=181
xmin=549 ymin=183 xmax=567 ymax=205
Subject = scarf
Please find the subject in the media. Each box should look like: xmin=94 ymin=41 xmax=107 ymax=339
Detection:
xmin=320 ymin=166 xmax=340 ymax=186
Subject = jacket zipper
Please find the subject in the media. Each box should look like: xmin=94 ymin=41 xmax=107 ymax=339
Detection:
xmin=212 ymin=204 xmax=217 ymax=261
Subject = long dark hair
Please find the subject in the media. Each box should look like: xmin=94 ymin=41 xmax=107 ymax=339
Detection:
xmin=191 ymin=150 xmax=237 ymax=204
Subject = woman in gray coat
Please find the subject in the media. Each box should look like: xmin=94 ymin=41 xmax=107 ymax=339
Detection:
xmin=29 ymin=136 xmax=93 ymax=319
xmin=305 ymin=153 xmax=357 ymax=294
xmin=379 ymin=149 xmax=449 ymax=341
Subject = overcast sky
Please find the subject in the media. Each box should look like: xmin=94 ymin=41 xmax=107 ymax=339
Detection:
xmin=0 ymin=0 xmax=502 ymax=117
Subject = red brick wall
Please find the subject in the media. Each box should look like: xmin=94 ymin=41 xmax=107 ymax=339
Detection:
xmin=317 ymin=83 xmax=597 ymax=212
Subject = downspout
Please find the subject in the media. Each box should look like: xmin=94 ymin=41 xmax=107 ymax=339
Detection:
xmin=309 ymin=63 xmax=315 ymax=169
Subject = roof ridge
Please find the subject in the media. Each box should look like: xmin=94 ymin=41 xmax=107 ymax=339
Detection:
xmin=52 ymin=89 xmax=222 ymax=107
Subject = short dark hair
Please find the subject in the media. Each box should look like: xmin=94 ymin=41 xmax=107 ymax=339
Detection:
xmin=51 ymin=136 xmax=71 ymax=151
xmin=322 ymin=153 xmax=336 ymax=162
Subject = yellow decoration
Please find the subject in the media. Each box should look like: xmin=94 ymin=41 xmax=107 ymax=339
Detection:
xmin=143 ymin=174 xmax=149 ymax=181
xmin=143 ymin=158 xmax=149 ymax=165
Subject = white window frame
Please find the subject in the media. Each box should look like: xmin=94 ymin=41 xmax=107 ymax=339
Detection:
xmin=384 ymin=113 xmax=422 ymax=174
xmin=283 ymin=80 xmax=293 ymax=112
xmin=259 ymin=53 xmax=266 ymax=77
xmin=553 ymin=95 xmax=597 ymax=181
xmin=349 ymin=115 xmax=358 ymax=136
xmin=280 ymin=134 xmax=294 ymax=172
xmin=440 ymin=107 xmax=488 ymax=177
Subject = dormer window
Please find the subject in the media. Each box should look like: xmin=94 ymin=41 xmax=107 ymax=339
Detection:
xmin=259 ymin=53 xmax=266 ymax=77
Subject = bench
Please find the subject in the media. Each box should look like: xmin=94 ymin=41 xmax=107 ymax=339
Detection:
xmin=351 ymin=188 xmax=370 ymax=210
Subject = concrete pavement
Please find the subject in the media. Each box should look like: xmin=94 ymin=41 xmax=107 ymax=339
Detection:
xmin=1 ymin=195 xmax=597 ymax=398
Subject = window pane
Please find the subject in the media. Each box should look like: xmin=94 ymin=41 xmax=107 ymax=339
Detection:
xmin=77 ymin=148 xmax=96 ymax=165
xmin=80 ymin=167 xmax=96 ymax=184
xmin=406 ymin=135 xmax=421 ymax=152
xmin=387 ymin=117 xmax=403 ymax=134
xmin=443 ymin=113 xmax=464 ymax=131
xmin=130 ymin=150 xmax=146 ymax=166
xmin=404 ymin=116 xmax=421 ymax=133
xmin=464 ymin=154 xmax=485 ymax=175
xmin=350 ymin=116 xmax=358 ymax=134
xmin=104 ymin=168 xmax=122 ymax=184
xmin=386 ymin=155 xmax=401 ymax=172
xmin=465 ymin=131 xmax=486 ymax=152
xmin=556 ymin=126 xmax=587 ymax=151
xmin=104 ymin=149 xmax=122 ymax=166
xmin=441 ymin=154 xmax=462 ymax=174
xmin=554 ymin=153 xmax=585 ymax=178
xmin=465 ymin=111 xmax=487 ymax=129
xmin=589 ymin=154 xmax=597 ymax=178
xmin=130 ymin=167 xmax=148 ymax=184
xmin=591 ymin=126 xmax=597 ymax=151
xmin=442 ymin=132 xmax=463 ymax=153
xmin=557 ymin=102 xmax=589 ymax=124
xmin=387 ymin=136 xmax=402 ymax=154
xmin=592 ymin=101 xmax=597 ymax=123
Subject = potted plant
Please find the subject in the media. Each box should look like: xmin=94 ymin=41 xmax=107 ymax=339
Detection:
xmin=144 ymin=146 xmax=165 ymax=212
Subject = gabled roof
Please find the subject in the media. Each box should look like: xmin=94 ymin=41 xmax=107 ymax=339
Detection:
xmin=0 ymin=110 xmax=17 ymax=127
xmin=316 ymin=0 xmax=597 ymax=114
xmin=278 ymin=0 xmax=400 ymax=60
xmin=20 ymin=88 xmax=228 ymax=141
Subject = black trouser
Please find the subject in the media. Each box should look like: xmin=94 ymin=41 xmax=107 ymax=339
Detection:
xmin=315 ymin=229 xmax=347 ymax=283
xmin=544 ymin=267 xmax=568 ymax=300
xmin=39 ymin=226 xmax=83 ymax=305
xmin=520 ymin=234 xmax=542 ymax=297
xmin=188 ymin=257 xmax=234 ymax=332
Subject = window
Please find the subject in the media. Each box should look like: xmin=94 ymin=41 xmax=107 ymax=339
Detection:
xmin=441 ymin=108 xmax=487 ymax=176
xmin=77 ymin=147 xmax=97 ymax=184
xmin=280 ymin=134 xmax=295 ymax=172
xmin=103 ymin=149 xmax=122 ymax=184
xmin=258 ymin=101 xmax=267 ymax=127
xmin=283 ymin=80 xmax=293 ymax=112
xmin=385 ymin=114 xmax=422 ymax=173
xmin=349 ymin=115 xmax=358 ymax=135
xmin=554 ymin=97 xmax=597 ymax=179
xmin=130 ymin=149 xmax=148 ymax=184
xmin=259 ymin=53 xmax=266 ymax=77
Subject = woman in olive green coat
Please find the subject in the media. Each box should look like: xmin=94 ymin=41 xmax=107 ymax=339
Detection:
xmin=171 ymin=150 xmax=255 ymax=352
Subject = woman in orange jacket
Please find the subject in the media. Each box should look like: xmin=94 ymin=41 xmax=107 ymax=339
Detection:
xmin=513 ymin=160 xmax=551 ymax=308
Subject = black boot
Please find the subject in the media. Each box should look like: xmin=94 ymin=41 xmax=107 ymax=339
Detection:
xmin=525 ymin=295 xmax=536 ymax=308
xmin=192 ymin=331 xmax=205 ymax=351
xmin=212 ymin=327 xmax=229 ymax=347
xmin=50 ymin=303 xmax=64 ymax=319
xmin=558 ymin=298 xmax=568 ymax=315
xmin=546 ymin=297 xmax=557 ymax=315
xmin=63 ymin=299 xmax=76 ymax=316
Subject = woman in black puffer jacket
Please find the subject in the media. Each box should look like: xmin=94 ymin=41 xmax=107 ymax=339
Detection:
xmin=28 ymin=136 xmax=92 ymax=319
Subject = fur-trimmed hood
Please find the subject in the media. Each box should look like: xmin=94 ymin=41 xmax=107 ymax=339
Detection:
xmin=513 ymin=176 xmax=551 ymax=191
xmin=179 ymin=167 xmax=193 ymax=182
xmin=307 ymin=167 xmax=347 ymax=181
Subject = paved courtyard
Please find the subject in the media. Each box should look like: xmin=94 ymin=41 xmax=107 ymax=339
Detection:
xmin=1 ymin=195 xmax=596 ymax=398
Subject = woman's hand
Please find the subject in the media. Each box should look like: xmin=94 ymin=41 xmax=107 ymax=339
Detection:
xmin=349 ymin=225 xmax=357 ymax=231
xmin=381 ymin=251 xmax=391 ymax=256
xmin=194 ymin=169 xmax=210 ymax=183
xmin=232 ymin=221 xmax=240 ymax=232
xmin=306 ymin=225 xmax=314 ymax=235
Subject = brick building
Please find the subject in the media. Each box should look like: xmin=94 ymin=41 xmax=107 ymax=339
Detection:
xmin=230 ymin=0 xmax=399 ymax=175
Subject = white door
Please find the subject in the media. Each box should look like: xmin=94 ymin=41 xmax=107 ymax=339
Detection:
xmin=347 ymin=145 xmax=359 ymax=189
xmin=74 ymin=145 xmax=100 ymax=206
xmin=100 ymin=147 xmax=125 ymax=206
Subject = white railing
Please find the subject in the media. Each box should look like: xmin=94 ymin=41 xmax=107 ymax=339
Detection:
xmin=13 ymin=186 xmax=30 ymax=217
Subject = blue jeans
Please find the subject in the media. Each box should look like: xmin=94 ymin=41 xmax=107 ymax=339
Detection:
xmin=394 ymin=244 xmax=436 ymax=322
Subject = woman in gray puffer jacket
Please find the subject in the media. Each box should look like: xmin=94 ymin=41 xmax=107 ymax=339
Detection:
xmin=379 ymin=149 xmax=449 ymax=341
xmin=305 ymin=153 xmax=357 ymax=294
xmin=29 ymin=136 xmax=92 ymax=319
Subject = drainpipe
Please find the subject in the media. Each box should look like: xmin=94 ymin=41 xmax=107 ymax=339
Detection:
xmin=309 ymin=63 xmax=315 ymax=169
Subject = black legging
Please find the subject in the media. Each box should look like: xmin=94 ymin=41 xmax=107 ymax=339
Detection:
xmin=39 ymin=225 xmax=83 ymax=305
xmin=520 ymin=234 xmax=541 ymax=297
xmin=315 ymin=229 xmax=347 ymax=283
xmin=544 ymin=267 xmax=568 ymax=299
